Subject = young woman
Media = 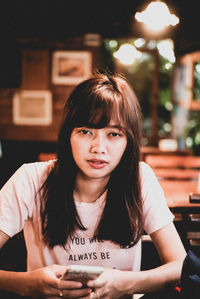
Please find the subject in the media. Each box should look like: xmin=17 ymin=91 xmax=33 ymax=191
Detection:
xmin=0 ymin=71 xmax=186 ymax=299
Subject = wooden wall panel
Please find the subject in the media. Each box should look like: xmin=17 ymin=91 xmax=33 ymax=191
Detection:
xmin=21 ymin=49 xmax=50 ymax=90
xmin=0 ymin=87 xmax=62 ymax=141
xmin=0 ymin=95 xmax=62 ymax=142
xmin=0 ymin=40 xmax=102 ymax=142
xmin=0 ymin=89 xmax=14 ymax=125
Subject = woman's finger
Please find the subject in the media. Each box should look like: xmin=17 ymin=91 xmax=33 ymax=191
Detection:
xmin=61 ymin=287 xmax=92 ymax=298
xmin=87 ymin=279 xmax=105 ymax=288
xmin=48 ymin=286 xmax=92 ymax=298
xmin=59 ymin=279 xmax=83 ymax=289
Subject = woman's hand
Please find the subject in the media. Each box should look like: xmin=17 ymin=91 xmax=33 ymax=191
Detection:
xmin=17 ymin=264 xmax=92 ymax=298
xmin=87 ymin=268 xmax=133 ymax=299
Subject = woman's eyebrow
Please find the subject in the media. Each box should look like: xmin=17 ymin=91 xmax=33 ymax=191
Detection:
xmin=107 ymin=125 xmax=123 ymax=130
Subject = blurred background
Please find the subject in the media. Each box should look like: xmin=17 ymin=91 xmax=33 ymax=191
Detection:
xmin=0 ymin=0 xmax=200 ymax=186
xmin=1 ymin=1 xmax=200 ymax=285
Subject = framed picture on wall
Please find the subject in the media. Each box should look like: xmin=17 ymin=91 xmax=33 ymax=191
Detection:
xmin=12 ymin=90 xmax=52 ymax=125
xmin=51 ymin=51 xmax=92 ymax=85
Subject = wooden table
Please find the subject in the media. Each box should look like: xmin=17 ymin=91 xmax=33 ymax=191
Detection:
xmin=159 ymin=180 xmax=200 ymax=207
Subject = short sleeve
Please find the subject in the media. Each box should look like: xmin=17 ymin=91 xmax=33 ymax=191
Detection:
xmin=0 ymin=161 xmax=53 ymax=237
xmin=140 ymin=162 xmax=174 ymax=235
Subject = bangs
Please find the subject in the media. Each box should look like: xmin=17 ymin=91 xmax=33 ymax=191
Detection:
xmin=64 ymin=71 xmax=141 ymax=140
xmin=70 ymin=90 xmax=126 ymax=131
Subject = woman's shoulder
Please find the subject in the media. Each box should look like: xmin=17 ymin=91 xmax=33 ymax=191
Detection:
xmin=22 ymin=159 xmax=57 ymax=169
xmin=139 ymin=161 xmax=160 ymax=189
xmin=22 ymin=159 xmax=56 ymax=170
xmin=15 ymin=159 xmax=56 ymax=182
xmin=139 ymin=161 xmax=154 ymax=176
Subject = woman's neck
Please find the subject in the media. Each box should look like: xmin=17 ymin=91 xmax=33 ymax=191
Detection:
xmin=74 ymin=172 xmax=109 ymax=203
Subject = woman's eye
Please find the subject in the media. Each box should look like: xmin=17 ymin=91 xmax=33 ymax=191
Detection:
xmin=80 ymin=129 xmax=91 ymax=135
xmin=109 ymin=132 xmax=121 ymax=137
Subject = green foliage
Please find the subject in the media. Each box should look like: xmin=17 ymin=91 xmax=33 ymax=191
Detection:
xmin=185 ymin=110 xmax=200 ymax=155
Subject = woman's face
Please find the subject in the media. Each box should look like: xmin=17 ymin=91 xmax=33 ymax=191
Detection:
xmin=70 ymin=121 xmax=127 ymax=181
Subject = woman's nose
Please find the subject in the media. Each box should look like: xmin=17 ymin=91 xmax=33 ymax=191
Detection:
xmin=90 ymin=134 xmax=106 ymax=154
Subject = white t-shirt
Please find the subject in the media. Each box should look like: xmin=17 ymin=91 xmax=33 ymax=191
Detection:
xmin=0 ymin=160 xmax=174 ymax=272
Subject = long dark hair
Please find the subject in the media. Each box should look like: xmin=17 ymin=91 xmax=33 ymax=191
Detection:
xmin=41 ymin=71 xmax=143 ymax=248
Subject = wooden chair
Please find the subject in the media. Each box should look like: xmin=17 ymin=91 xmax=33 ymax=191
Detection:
xmin=144 ymin=154 xmax=200 ymax=207
xmin=144 ymin=154 xmax=200 ymax=255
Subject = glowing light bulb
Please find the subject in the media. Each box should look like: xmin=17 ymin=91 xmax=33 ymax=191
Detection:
xmin=135 ymin=1 xmax=179 ymax=32
xmin=113 ymin=43 xmax=142 ymax=65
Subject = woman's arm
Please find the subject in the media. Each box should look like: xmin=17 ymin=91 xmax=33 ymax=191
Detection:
xmin=131 ymin=222 xmax=186 ymax=293
xmin=0 ymin=265 xmax=93 ymax=298
xmin=0 ymin=230 xmax=92 ymax=298
xmin=149 ymin=222 xmax=186 ymax=281
xmin=87 ymin=223 xmax=186 ymax=298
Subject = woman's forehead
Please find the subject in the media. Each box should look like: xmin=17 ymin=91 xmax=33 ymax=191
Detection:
xmin=108 ymin=120 xmax=123 ymax=128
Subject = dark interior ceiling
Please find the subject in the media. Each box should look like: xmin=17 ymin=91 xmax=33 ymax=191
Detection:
xmin=0 ymin=0 xmax=200 ymax=56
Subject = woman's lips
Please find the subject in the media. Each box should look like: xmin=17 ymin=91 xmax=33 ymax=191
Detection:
xmin=87 ymin=159 xmax=108 ymax=169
